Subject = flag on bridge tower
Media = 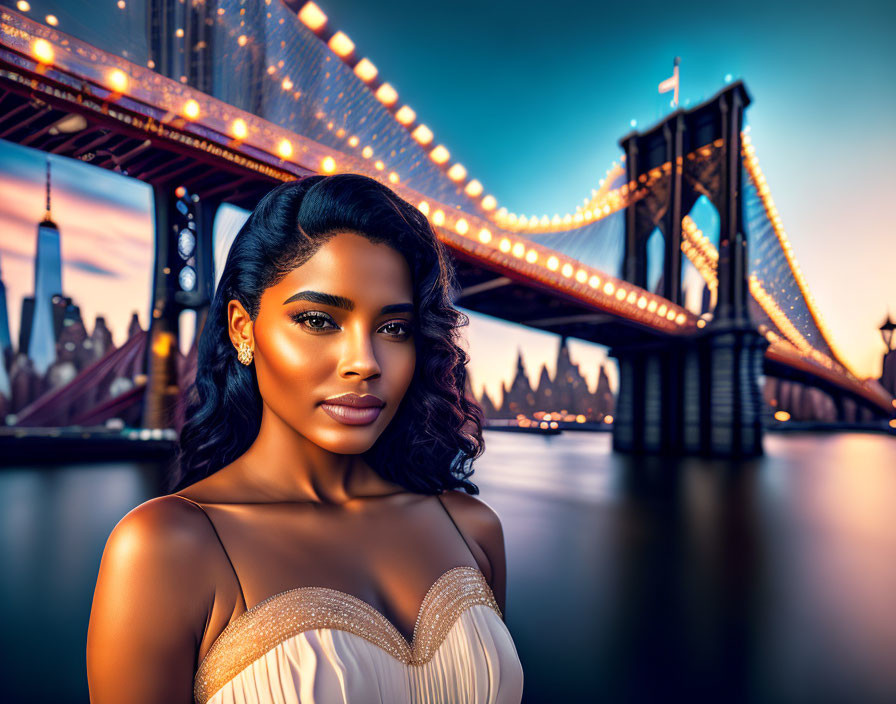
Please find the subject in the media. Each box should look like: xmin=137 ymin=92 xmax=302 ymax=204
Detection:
xmin=658 ymin=57 xmax=680 ymax=108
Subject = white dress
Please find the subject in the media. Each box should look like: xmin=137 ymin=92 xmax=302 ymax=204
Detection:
xmin=193 ymin=566 xmax=524 ymax=704
xmin=173 ymin=495 xmax=524 ymax=704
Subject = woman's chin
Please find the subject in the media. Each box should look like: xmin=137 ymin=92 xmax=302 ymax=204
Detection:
xmin=311 ymin=430 xmax=380 ymax=455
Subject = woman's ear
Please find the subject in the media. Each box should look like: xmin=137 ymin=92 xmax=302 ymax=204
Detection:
xmin=227 ymin=299 xmax=254 ymax=352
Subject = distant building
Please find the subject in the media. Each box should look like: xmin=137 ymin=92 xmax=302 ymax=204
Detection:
xmin=0 ymin=252 xmax=10 ymax=355
xmin=476 ymin=336 xmax=616 ymax=422
xmin=25 ymin=161 xmax=63 ymax=375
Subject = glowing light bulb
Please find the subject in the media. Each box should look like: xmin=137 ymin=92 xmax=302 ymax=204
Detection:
xmin=547 ymin=256 xmax=559 ymax=271
xmin=31 ymin=38 xmax=53 ymax=64
xmin=429 ymin=145 xmax=450 ymax=164
xmin=432 ymin=210 xmax=445 ymax=226
xmin=465 ymin=180 xmax=483 ymax=197
xmin=362 ymin=146 xmax=373 ymax=159
xmin=298 ymin=1 xmax=327 ymax=31
xmin=328 ymin=31 xmax=354 ymax=57
xmin=231 ymin=118 xmax=248 ymax=140
xmin=418 ymin=201 xmax=430 ymax=215
xmin=353 ymin=58 xmax=377 ymax=83
xmin=45 ymin=14 xmax=58 ymax=26
xmin=481 ymin=195 xmax=496 ymax=211
xmin=455 ymin=219 xmax=469 ymax=235
xmin=107 ymin=69 xmax=128 ymax=93
xmin=277 ymin=139 xmax=293 ymax=159
xmin=183 ymin=99 xmax=200 ymax=119
xmin=17 ymin=1 xmax=31 ymax=11
xmin=321 ymin=156 xmax=336 ymax=173
xmin=412 ymin=124 xmax=433 ymax=145
xmin=479 ymin=229 xmax=493 ymax=243
xmin=375 ymin=83 xmax=398 ymax=106
xmin=447 ymin=163 xmax=466 ymax=181
xmin=395 ymin=105 xmax=415 ymax=125
xmin=388 ymin=171 xmax=399 ymax=184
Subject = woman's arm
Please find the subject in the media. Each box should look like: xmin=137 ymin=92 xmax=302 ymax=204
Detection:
xmin=86 ymin=496 xmax=215 ymax=704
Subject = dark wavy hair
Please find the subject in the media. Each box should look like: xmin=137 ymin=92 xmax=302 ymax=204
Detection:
xmin=167 ymin=174 xmax=483 ymax=495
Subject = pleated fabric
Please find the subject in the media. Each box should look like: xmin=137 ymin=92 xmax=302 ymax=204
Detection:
xmin=204 ymin=605 xmax=523 ymax=704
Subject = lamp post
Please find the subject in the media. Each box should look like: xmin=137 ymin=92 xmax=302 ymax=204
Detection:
xmin=879 ymin=314 xmax=896 ymax=406
xmin=880 ymin=314 xmax=896 ymax=353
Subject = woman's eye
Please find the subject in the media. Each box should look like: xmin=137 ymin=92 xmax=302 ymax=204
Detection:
xmin=381 ymin=321 xmax=412 ymax=339
xmin=291 ymin=312 xmax=338 ymax=332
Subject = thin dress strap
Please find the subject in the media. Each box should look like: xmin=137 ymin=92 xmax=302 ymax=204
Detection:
xmin=435 ymin=492 xmax=482 ymax=568
xmin=170 ymin=494 xmax=247 ymax=609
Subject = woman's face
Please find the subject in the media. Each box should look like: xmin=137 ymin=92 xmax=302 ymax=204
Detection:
xmin=229 ymin=231 xmax=416 ymax=455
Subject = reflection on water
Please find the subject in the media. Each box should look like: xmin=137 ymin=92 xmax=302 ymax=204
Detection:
xmin=2 ymin=432 xmax=895 ymax=703
xmin=476 ymin=431 xmax=896 ymax=704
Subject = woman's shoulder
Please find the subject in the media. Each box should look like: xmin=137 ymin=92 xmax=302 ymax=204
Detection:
xmin=438 ymin=489 xmax=508 ymax=609
xmin=438 ymin=489 xmax=505 ymax=561
xmin=439 ymin=489 xmax=504 ymax=534
xmin=103 ymin=493 xmax=223 ymax=579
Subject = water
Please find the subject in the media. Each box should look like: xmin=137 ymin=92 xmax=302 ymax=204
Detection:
xmin=476 ymin=430 xmax=896 ymax=703
xmin=2 ymin=431 xmax=895 ymax=703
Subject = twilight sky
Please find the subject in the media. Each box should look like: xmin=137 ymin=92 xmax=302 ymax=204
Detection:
xmin=1 ymin=0 xmax=894 ymax=404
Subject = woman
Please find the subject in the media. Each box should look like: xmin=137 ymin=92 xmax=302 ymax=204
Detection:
xmin=86 ymin=174 xmax=524 ymax=704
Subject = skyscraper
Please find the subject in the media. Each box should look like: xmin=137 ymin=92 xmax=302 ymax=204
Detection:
xmin=27 ymin=160 xmax=63 ymax=375
xmin=0 ymin=250 xmax=10 ymax=403
xmin=0 ymin=250 xmax=11 ymax=354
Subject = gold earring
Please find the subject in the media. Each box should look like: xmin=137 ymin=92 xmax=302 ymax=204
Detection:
xmin=236 ymin=341 xmax=254 ymax=365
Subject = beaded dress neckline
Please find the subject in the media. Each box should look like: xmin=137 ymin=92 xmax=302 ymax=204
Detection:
xmin=193 ymin=565 xmax=503 ymax=704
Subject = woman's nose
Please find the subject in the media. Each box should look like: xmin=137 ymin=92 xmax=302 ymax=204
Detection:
xmin=338 ymin=325 xmax=381 ymax=380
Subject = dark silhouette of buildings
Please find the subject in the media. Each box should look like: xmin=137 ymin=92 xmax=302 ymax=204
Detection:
xmin=472 ymin=336 xmax=616 ymax=422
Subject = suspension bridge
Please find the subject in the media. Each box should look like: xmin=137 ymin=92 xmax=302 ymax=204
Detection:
xmin=0 ymin=1 xmax=890 ymax=459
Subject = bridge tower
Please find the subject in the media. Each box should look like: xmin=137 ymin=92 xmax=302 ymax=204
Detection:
xmin=611 ymin=82 xmax=768 ymax=457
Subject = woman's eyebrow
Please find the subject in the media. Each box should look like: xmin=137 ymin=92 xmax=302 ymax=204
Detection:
xmin=282 ymin=290 xmax=413 ymax=314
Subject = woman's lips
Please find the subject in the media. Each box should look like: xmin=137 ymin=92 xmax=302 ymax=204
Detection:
xmin=319 ymin=402 xmax=383 ymax=426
